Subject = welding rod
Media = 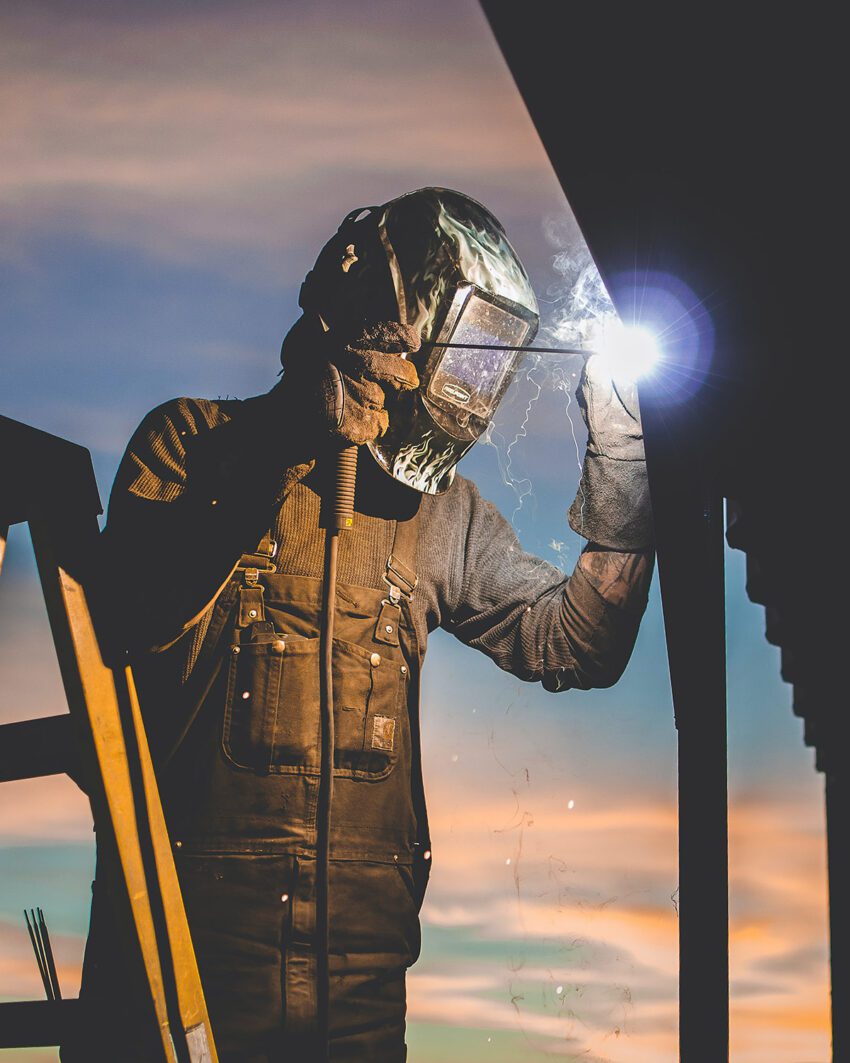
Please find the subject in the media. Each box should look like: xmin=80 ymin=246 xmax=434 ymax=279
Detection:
xmin=38 ymin=908 xmax=62 ymax=1000
xmin=24 ymin=907 xmax=62 ymax=1001
xmin=420 ymin=341 xmax=590 ymax=356
xmin=24 ymin=909 xmax=53 ymax=1000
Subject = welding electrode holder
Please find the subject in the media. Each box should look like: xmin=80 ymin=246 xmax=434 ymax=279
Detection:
xmin=316 ymin=360 xmax=358 ymax=1058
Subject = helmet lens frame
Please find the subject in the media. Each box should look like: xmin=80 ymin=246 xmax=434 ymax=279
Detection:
xmin=422 ymin=284 xmax=539 ymax=442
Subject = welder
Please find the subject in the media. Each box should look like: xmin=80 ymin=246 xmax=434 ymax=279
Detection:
xmin=63 ymin=188 xmax=654 ymax=1062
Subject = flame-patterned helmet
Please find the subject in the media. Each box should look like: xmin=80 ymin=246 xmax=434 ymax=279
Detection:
xmin=296 ymin=187 xmax=539 ymax=494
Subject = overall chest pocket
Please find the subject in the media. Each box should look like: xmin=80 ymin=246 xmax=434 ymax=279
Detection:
xmin=221 ymin=631 xmax=404 ymax=779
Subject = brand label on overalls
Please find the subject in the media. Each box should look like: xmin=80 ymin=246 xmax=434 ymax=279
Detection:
xmin=372 ymin=715 xmax=396 ymax=752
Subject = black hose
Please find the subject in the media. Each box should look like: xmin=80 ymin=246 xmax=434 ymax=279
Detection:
xmin=316 ymin=444 xmax=358 ymax=1060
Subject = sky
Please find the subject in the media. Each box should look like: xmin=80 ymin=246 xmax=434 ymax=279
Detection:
xmin=0 ymin=2 xmax=832 ymax=1060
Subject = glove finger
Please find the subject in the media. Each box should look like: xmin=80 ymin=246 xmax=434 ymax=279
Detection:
xmin=334 ymin=406 xmax=389 ymax=446
xmin=345 ymin=348 xmax=420 ymax=391
xmin=611 ymin=375 xmax=642 ymax=424
xmin=346 ymin=321 xmax=421 ymax=355
xmin=579 ymin=355 xmax=646 ymax=459
xmin=344 ymin=375 xmax=386 ymax=411
xmin=585 ymin=356 xmax=641 ymax=424
xmin=582 ymin=354 xmax=617 ymax=404
xmin=569 ymin=355 xmax=603 ymax=433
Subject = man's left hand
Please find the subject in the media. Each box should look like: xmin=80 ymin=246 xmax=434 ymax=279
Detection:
xmin=568 ymin=355 xmax=653 ymax=550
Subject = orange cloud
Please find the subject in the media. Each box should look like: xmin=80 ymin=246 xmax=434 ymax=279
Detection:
xmin=412 ymin=787 xmax=830 ymax=1062
xmin=0 ymin=776 xmax=92 ymax=845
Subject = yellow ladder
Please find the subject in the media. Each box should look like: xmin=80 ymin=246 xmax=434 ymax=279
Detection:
xmin=0 ymin=414 xmax=218 ymax=1063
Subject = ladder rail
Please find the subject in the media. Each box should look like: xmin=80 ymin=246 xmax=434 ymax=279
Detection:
xmin=0 ymin=415 xmax=217 ymax=1062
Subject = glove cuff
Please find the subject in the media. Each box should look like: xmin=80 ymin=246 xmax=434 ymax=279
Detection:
xmin=568 ymin=454 xmax=654 ymax=550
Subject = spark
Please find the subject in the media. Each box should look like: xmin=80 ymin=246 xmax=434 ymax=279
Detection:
xmin=505 ymin=368 xmax=542 ymax=525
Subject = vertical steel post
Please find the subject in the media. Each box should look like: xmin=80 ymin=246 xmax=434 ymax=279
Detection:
xmin=676 ymin=499 xmax=728 ymax=1060
xmin=643 ymin=406 xmax=729 ymax=1059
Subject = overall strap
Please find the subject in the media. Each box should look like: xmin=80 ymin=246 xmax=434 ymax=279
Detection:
xmin=235 ymin=529 xmax=277 ymax=627
xmin=236 ymin=530 xmax=278 ymax=577
xmin=161 ymin=531 xmax=277 ymax=764
xmin=384 ymin=509 xmax=420 ymax=603
xmin=374 ymin=506 xmax=420 ymax=648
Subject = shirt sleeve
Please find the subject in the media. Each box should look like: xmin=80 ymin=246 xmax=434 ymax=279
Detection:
xmin=442 ymin=478 xmax=652 ymax=691
xmin=110 ymin=396 xmax=211 ymax=503
xmin=101 ymin=394 xmax=312 ymax=655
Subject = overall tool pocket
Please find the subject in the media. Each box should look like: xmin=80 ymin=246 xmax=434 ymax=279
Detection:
xmin=332 ymin=637 xmax=403 ymax=780
xmin=221 ymin=628 xmax=403 ymax=779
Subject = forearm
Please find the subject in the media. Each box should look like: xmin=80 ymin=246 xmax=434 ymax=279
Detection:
xmin=444 ymin=479 xmax=653 ymax=691
xmin=550 ymin=543 xmax=654 ymax=690
xmin=576 ymin=543 xmax=654 ymax=611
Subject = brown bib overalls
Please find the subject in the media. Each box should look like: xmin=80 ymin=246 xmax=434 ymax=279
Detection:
xmin=68 ymin=514 xmax=430 ymax=1063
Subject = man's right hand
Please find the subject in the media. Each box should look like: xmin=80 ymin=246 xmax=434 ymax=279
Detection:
xmin=329 ymin=321 xmax=421 ymax=445
xmin=279 ymin=320 xmax=420 ymax=450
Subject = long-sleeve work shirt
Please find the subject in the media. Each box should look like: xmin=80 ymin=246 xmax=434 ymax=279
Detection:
xmin=102 ymin=393 xmax=653 ymax=698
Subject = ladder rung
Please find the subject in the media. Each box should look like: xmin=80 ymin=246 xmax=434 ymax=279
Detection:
xmin=0 ymin=715 xmax=77 ymax=782
xmin=0 ymin=998 xmax=83 ymax=1047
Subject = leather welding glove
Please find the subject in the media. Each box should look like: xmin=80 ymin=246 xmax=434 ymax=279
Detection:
xmin=329 ymin=321 xmax=421 ymax=444
xmin=279 ymin=320 xmax=421 ymax=450
xmin=568 ymin=354 xmax=654 ymax=549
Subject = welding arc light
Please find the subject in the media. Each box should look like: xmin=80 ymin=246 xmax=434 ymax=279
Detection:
xmin=591 ymin=321 xmax=661 ymax=381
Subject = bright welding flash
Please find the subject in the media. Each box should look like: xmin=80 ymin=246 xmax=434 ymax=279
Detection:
xmin=592 ymin=319 xmax=661 ymax=381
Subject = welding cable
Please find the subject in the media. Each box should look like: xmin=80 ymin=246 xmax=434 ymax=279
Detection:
xmin=316 ymin=442 xmax=358 ymax=1061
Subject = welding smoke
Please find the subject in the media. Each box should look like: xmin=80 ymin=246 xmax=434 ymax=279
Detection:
xmin=542 ymin=212 xmax=619 ymax=351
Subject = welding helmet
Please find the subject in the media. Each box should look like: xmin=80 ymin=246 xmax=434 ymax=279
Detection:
xmin=296 ymin=187 xmax=539 ymax=494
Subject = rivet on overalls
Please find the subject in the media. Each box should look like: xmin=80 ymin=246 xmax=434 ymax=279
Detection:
xmin=273 ymin=640 xmax=286 ymax=653
xmin=231 ymin=646 xmax=240 ymax=655
xmin=248 ymin=609 xmax=258 ymax=619
xmin=241 ymin=691 xmax=250 ymax=700
xmin=174 ymin=840 xmax=183 ymax=849
xmin=280 ymin=893 xmax=289 ymax=903
xmin=370 ymin=653 xmax=381 ymax=667
xmin=393 ymin=854 xmax=399 ymax=862
xmin=400 ymin=665 xmax=407 ymax=675
xmin=423 ymin=849 xmax=431 ymax=860
xmin=385 ymin=624 xmax=393 ymax=634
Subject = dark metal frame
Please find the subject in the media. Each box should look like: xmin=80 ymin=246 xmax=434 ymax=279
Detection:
xmin=480 ymin=3 xmax=840 ymax=1059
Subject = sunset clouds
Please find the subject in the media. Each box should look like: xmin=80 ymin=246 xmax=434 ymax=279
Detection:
xmin=406 ymin=757 xmax=829 ymax=1062
xmin=1 ymin=1 xmax=551 ymax=276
